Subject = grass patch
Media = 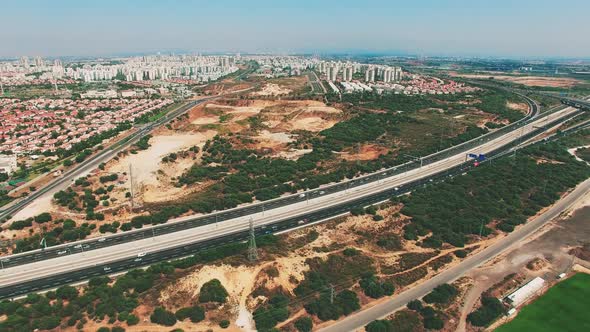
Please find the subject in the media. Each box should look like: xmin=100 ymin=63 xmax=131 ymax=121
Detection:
xmin=495 ymin=273 xmax=590 ymax=332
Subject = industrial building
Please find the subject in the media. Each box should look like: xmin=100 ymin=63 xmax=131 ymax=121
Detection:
xmin=505 ymin=277 xmax=545 ymax=307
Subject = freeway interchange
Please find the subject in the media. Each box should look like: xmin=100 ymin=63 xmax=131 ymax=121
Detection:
xmin=0 ymin=94 xmax=585 ymax=300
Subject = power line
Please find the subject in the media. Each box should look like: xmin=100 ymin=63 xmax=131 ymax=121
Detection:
xmin=248 ymin=217 xmax=258 ymax=262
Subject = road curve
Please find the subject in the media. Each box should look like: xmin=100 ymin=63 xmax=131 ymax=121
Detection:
xmin=0 ymin=105 xmax=579 ymax=298
xmin=0 ymin=92 xmax=546 ymax=270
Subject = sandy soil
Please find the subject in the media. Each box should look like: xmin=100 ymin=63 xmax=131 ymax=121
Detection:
xmin=567 ymin=145 xmax=590 ymax=164
xmin=252 ymin=83 xmax=292 ymax=96
xmin=340 ymin=144 xmax=391 ymax=161
xmin=109 ymin=132 xmax=217 ymax=203
xmin=507 ymin=101 xmax=529 ymax=113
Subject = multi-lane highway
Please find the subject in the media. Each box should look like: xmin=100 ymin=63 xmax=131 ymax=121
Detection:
xmin=0 ymin=98 xmax=208 ymax=221
xmin=0 ymin=92 xmax=541 ymax=269
xmin=0 ymin=100 xmax=582 ymax=299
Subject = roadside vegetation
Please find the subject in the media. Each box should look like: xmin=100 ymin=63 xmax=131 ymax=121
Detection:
xmin=398 ymin=141 xmax=590 ymax=248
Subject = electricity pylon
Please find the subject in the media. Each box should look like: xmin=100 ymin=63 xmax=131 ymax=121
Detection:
xmin=248 ymin=217 xmax=258 ymax=262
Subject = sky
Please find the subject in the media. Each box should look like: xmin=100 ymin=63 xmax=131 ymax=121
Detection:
xmin=1 ymin=0 xmax=589 ymax=58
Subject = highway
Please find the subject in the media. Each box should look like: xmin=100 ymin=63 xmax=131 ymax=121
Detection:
xmin=318 ymin=177 xmax=590 ymax=332
xmin=0 ymin=98 xmax=208 ymax=221
xmin=0 ymin=102 xmax=582 ymax=299
xmin=0 ymin=92 xmax=546 ymax=269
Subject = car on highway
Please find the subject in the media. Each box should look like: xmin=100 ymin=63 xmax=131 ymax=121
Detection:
xmin=97 ymin=238 xmax=106 ymax=242
xmin=57 ymin=250 xmax=67 ymax=255
xmin=319 ymin=191 xmax=325 ymax=195
xmin=137 ymin=252 xmax=147 ymax=258
xmin=298 ymin=193 xmax=306 ymax=198
xmin=103 ymin=267 xmax=111 ymax=271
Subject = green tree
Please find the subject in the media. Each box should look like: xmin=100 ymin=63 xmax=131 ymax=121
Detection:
xmin=150 ymin=307 xmax=177 ymax=326
xmin=199 ymin=279 xmax=229 ymax=303
xmin=294 ymin=316 xmax=313 ymax=332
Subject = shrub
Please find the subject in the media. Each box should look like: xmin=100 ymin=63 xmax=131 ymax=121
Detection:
xmin=467 ymin=296 xmax=504 ymax=327
xmin=150 ymin=307 xmax=177 ymax=326
xmin=219 ymin=319 xmax=230 ymax=329
xmin=423 ymin=316 xmax=444 ymax=330
xmin=343 ymin=248 xmax=360 ymax=256
xmin=423 ymin=284 xmax=457 ymax=304
xmin=407 ymin=300 xmax=423 ymax=311
xmin=373 ymin=215 xmax=384 ymax=221
xmin=350 ymin=207 xmax=365 ymax=216
xmin=199 ymin=279 xmax=229 ymax=303
xmin=175 ymin=306 xmax=205 ymax=323
xmin=294 ymin=316 xmax=313 ymax=332
xmin=56 ymin=285 xmax=78 ymax=300
xmin=126 ymin=314 xmax=139 ymax=326
xmin=34 ymin=212 xmax=52 ymax=223
xmin=454 ymin=250 xmax=467 ymax=258
xmin=366 ymin=319 xmax=393 ymax=332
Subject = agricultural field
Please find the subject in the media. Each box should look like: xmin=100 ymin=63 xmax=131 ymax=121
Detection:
xmin=495 ymin=273 xmax=590 ymax=332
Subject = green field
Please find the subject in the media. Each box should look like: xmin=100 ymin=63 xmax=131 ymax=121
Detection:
xmin=495 ymin=273 xmax=590 ymax=332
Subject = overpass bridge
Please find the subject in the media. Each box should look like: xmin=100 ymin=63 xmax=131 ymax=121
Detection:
xmin=561 ymin=97 xmax=590 ymax=111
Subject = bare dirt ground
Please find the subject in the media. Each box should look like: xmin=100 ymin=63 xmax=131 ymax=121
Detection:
xmin=141 ymin=204 xmax=484 ymax=332
xmin=455 ymin=192 xmax=590 ymax=332
xmin=506 ymin=101 xmax=529 ymax=114
xmin=340 ymin=144 xmax=391 ymax=161
xmin=252 ymin=83 xmax=292 ymax=96
xmin=107 ymin=131 xmax=217 ymax=204
xmin=450 ymin=73 xmax=581 ymax=88
xmin=250 ymin=76 xmax=309 ymax=97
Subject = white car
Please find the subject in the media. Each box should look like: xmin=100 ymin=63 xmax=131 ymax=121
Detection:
xmin=319 ymin=191 xmax=325 ymax=195
xmin=134 ymin=258 xmax=143 ymax=262
xmin=298 ymin=193 xmax=306 ymax=198
xmin=103 ymin=267 xmax=111 ymax=271
xmin=57 ymin=250 xmax=67 ymax=255
xmin=73 ymin=244 xmax=82 ymax=249
xmin=97 ymin=238 xmax=106 ymax=242
xmin=137 ymin=252 xmax=147 ymax=258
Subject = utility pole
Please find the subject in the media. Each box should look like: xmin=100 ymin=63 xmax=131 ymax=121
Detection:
xmin=404 ymin=154 xmax=423 ymax=168
xmin=479 ymin=221 xmax=484 ymax=237
xmin=248 ymin=217 xmax=258 ymax=262
xmin=129 ymin=164 xmax=135 ymax=209
xmin=329 ymin=284 xmax=335 ymax=304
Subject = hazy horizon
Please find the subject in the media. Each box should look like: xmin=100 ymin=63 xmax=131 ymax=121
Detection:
xmin=2 ymin=0 xmax=589 ymax=58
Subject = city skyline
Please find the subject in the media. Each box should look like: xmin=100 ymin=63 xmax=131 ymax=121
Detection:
xmin=2 ymin=0 xmax=590 ymax=58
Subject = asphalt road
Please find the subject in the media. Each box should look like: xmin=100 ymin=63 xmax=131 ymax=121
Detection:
xmin=0 ymin=93 xmax=550 ymax=270
xmin=0 ymin=99 xmax=206 ymax=221
xmin=0 ymin=104 xmax=580 ymax=299
xmin=319 ymin=178 xmax=590 ymax=332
